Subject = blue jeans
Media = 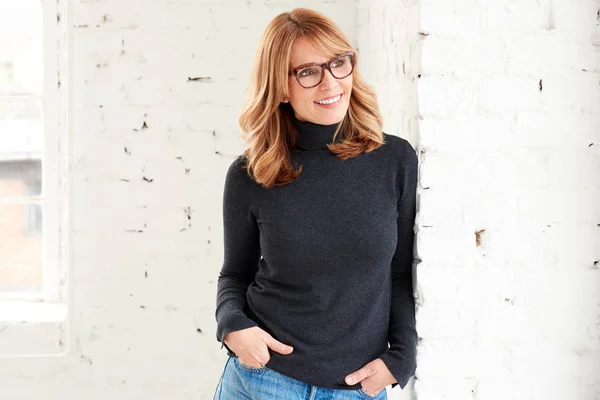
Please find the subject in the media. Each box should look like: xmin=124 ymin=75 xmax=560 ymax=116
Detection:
xmin=214 ymin=356 xmax=388 ymax=400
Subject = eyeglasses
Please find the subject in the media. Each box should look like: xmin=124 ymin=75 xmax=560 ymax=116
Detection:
xmin=288 ymin=51 xmax=355 ymax=89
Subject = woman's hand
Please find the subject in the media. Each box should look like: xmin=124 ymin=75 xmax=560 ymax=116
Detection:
xmin=344 ymin=358 xmax=396 ymax=396
xmin=223 ymin=326 xmax=294 ymax=368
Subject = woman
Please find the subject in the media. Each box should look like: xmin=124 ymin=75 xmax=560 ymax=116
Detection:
xmin=214 ymin=7 xmax=418 ymax=400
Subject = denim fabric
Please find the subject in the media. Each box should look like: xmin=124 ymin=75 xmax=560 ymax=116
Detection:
xmin=214 ymin=356 xmax=388 ymax=400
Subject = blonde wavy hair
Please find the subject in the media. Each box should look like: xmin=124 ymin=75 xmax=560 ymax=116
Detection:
xmin=239 ymin=8 xmax=384 ymax=188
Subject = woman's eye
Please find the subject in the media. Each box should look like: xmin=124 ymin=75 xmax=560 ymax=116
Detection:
xmin=332 ymin=60 xmax=344 ymax=68
xmin=299 ymin=69 xmax=315 ymax=77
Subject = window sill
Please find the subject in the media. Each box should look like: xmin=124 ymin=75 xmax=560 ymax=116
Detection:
xmin=0 ymin=300 xmax=68 ymax=357
xmin=0 ymin=300 xmax=66 ymax=323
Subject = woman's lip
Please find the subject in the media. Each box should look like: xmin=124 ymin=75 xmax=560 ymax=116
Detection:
xmin=314 ymin=93 xmax=343 ymax=103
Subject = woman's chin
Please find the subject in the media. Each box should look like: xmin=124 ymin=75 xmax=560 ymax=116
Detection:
xmin=312 ymin=110 xmax=348 ymax=125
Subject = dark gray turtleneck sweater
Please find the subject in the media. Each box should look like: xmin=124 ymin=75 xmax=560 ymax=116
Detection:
xmin=215 ymin=118 xmax=418 ymax=391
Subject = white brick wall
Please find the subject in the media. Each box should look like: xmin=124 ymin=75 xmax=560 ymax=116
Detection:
xmin=1 ymin=0 xmax=599 ymax=399
xmin=417 ymin=0 xmax=600 ymax=399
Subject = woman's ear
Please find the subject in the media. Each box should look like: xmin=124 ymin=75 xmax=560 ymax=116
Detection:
xmin=282 ymin=97 xmax=289 ymax=103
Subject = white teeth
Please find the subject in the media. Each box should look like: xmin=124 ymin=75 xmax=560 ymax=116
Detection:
xmin=315 ymin=94 xmax=341 ymax=105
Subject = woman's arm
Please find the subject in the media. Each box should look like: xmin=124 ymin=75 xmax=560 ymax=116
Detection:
xmin=215 ymin=156 xmax=261 ymax=352
xmin=379 ymin=138 xmax=419 ymax=390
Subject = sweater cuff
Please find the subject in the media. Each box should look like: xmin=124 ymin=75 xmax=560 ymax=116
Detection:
xmin=379 ymin=349 xmax=416 ymax=390
xmin=216 ymin=312 xmax=258 ymax=351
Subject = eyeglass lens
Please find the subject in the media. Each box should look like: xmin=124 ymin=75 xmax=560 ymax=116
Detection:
xmin=296 ymin=54 xmax=353 ymax=88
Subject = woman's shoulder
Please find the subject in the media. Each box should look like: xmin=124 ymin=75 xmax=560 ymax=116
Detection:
xmin=225 ymin=154 xmax=254 ymax=186
xmin=382 ymin=132 xmax=411 ymax=148
xmin=381 ymin=132 xmax=417 ymax=165
xmin=228 ymin=153 xmax=249 ymax=170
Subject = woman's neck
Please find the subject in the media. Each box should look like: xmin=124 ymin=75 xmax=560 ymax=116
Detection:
xmin=293 ymin=117 xmax=344 ymax=151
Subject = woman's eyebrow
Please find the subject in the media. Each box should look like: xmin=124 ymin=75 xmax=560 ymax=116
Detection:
xmin=291 ymin=53 xmax=342 ymax=70
xmin=290 ymin=61 xmax=319 ymax=70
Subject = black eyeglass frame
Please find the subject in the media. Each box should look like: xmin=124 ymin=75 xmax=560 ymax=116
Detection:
xmin=288 ymin=51 xmax=355 ymax=89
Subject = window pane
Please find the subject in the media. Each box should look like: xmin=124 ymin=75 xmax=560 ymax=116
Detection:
xmin=0 ymin=159 xmax=42 ymax=199
xmin=0 ymin=98 xmax=43 ymax=197
xmin=0 ymin=0 xmax=45 ymax=295
xmin=0 ymin=0 xmax=43 ymax=94
xmin=0 ymin=203 xmax=43 ymax=291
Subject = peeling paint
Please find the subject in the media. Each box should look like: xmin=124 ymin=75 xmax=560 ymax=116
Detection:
xmin=184 ymin=207 xmax=193 ymax=228
xmin=188 ymin=76 xmax=212 ymax=82
xmin=475 ymin=229 xmax=485 ymax=247
xmin=133 ymin=121 xmax=149 ymax=131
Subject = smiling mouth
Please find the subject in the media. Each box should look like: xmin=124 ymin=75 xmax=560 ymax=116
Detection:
xmin=314 ymin=93 xmax=342 ymax=105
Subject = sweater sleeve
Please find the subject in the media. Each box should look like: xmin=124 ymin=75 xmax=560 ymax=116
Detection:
xmin=215 ymin=155 xmax=261 ymax=353
xmin=379 ymin=138 xmax=419 ymax=390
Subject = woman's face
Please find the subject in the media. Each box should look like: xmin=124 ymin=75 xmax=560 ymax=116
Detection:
xmin=285 ymin=37 xmax=353 ymax=125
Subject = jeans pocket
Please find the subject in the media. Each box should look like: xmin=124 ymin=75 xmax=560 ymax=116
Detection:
xmin=233 ymin=356 xmax=269 ymax=374
xmin=357 ymin=387 xmax=384 ymax=399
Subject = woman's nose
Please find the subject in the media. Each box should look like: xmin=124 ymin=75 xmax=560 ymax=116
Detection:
xmin=319 ymin=68 xmax=338 ymax=89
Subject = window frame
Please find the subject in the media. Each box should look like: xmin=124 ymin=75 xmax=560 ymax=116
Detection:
xmin=0 ymin=0 xmax=69 ymax=331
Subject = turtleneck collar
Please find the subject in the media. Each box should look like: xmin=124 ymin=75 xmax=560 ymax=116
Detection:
xmin=293 ymin=117 xmax=345 ymax=151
